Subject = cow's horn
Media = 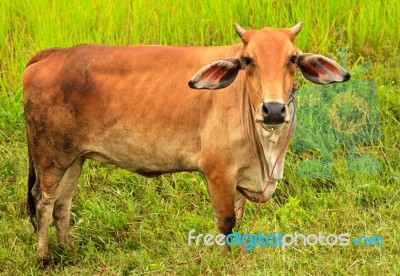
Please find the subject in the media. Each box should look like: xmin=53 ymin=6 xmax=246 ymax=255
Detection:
xmin=234 ymin=23 xmax=246 ymax=38
xmin=290 ymin=22 xmax=303 ymax=36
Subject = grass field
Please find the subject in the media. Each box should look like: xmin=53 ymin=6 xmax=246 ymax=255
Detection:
xmin=1 ymin=0 xmax=399 ymax=274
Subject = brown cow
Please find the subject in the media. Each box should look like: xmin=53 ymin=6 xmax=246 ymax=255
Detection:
xmin=23 ymin=22 xmax=350 ymax=264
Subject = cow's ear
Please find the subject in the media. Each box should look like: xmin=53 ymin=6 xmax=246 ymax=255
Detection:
xmin=188 ymin=58 xmax=243 ymax=89
xmin=297 ymin=54 xmax=351 ymax=84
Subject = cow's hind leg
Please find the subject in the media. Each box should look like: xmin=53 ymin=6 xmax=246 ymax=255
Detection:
xmin=33 ymin=167 xmax=65 ymax=265
xmin=53 ymin=158 xmax=84 ymax=246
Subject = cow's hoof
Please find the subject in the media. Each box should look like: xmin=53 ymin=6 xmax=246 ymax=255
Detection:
xmin=38 ymin=256 xmax=51 ymax=268
xmin=59 ymin=235 xmax=75 ymax=248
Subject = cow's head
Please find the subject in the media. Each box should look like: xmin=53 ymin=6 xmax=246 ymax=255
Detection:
xmin=189 ymin=22 xmax=350 ymax=127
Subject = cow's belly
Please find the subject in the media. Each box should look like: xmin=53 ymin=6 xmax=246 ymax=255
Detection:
xmin=81 ymin=128 xmax=200 ymax=175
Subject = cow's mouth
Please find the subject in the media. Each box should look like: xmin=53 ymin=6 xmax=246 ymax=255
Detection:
xmin=255 ymin=114 xmax=290 ymax=129
xmin=259 ymin=122 xmax=283 ymax=132
xmin=254 ymin=121 xmax=286 ymax=137
xmin=237 ymin=187 xmax=271 ymax=203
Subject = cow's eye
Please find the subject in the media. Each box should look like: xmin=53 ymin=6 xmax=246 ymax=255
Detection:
xmin=290 ymin=55 xmax=297 ymax=64
xmin=244 ymin=57 xmax=252 ymax=65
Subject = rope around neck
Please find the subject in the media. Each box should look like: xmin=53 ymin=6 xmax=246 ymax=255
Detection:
xmin=244 ymin=75 xmax=298 ymax=233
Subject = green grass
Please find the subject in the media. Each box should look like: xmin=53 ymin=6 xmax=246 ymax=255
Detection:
xmin=1 ymin=0 xmax=399 ymax=274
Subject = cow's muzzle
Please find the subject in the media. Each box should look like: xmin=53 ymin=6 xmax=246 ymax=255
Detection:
xmin=261 ymin=102 xmax=287 ymax=124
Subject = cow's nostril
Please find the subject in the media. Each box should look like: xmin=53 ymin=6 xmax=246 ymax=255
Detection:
xmin=262 ymin=104 xmax=269 ymax=114
xmin=281 ymin=106 xmax=286 ymax=115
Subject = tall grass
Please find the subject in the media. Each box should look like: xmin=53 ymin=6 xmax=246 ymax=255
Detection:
xmin=0 ymin=0 xmax=399 ymax=274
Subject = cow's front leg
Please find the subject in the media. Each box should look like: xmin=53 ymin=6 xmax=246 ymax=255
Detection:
xmin=204 ymin=170 xmax=236 ymax=253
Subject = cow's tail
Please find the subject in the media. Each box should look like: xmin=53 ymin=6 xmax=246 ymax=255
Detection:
xmin=27 ymin=136 xmax=37 ymax=231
